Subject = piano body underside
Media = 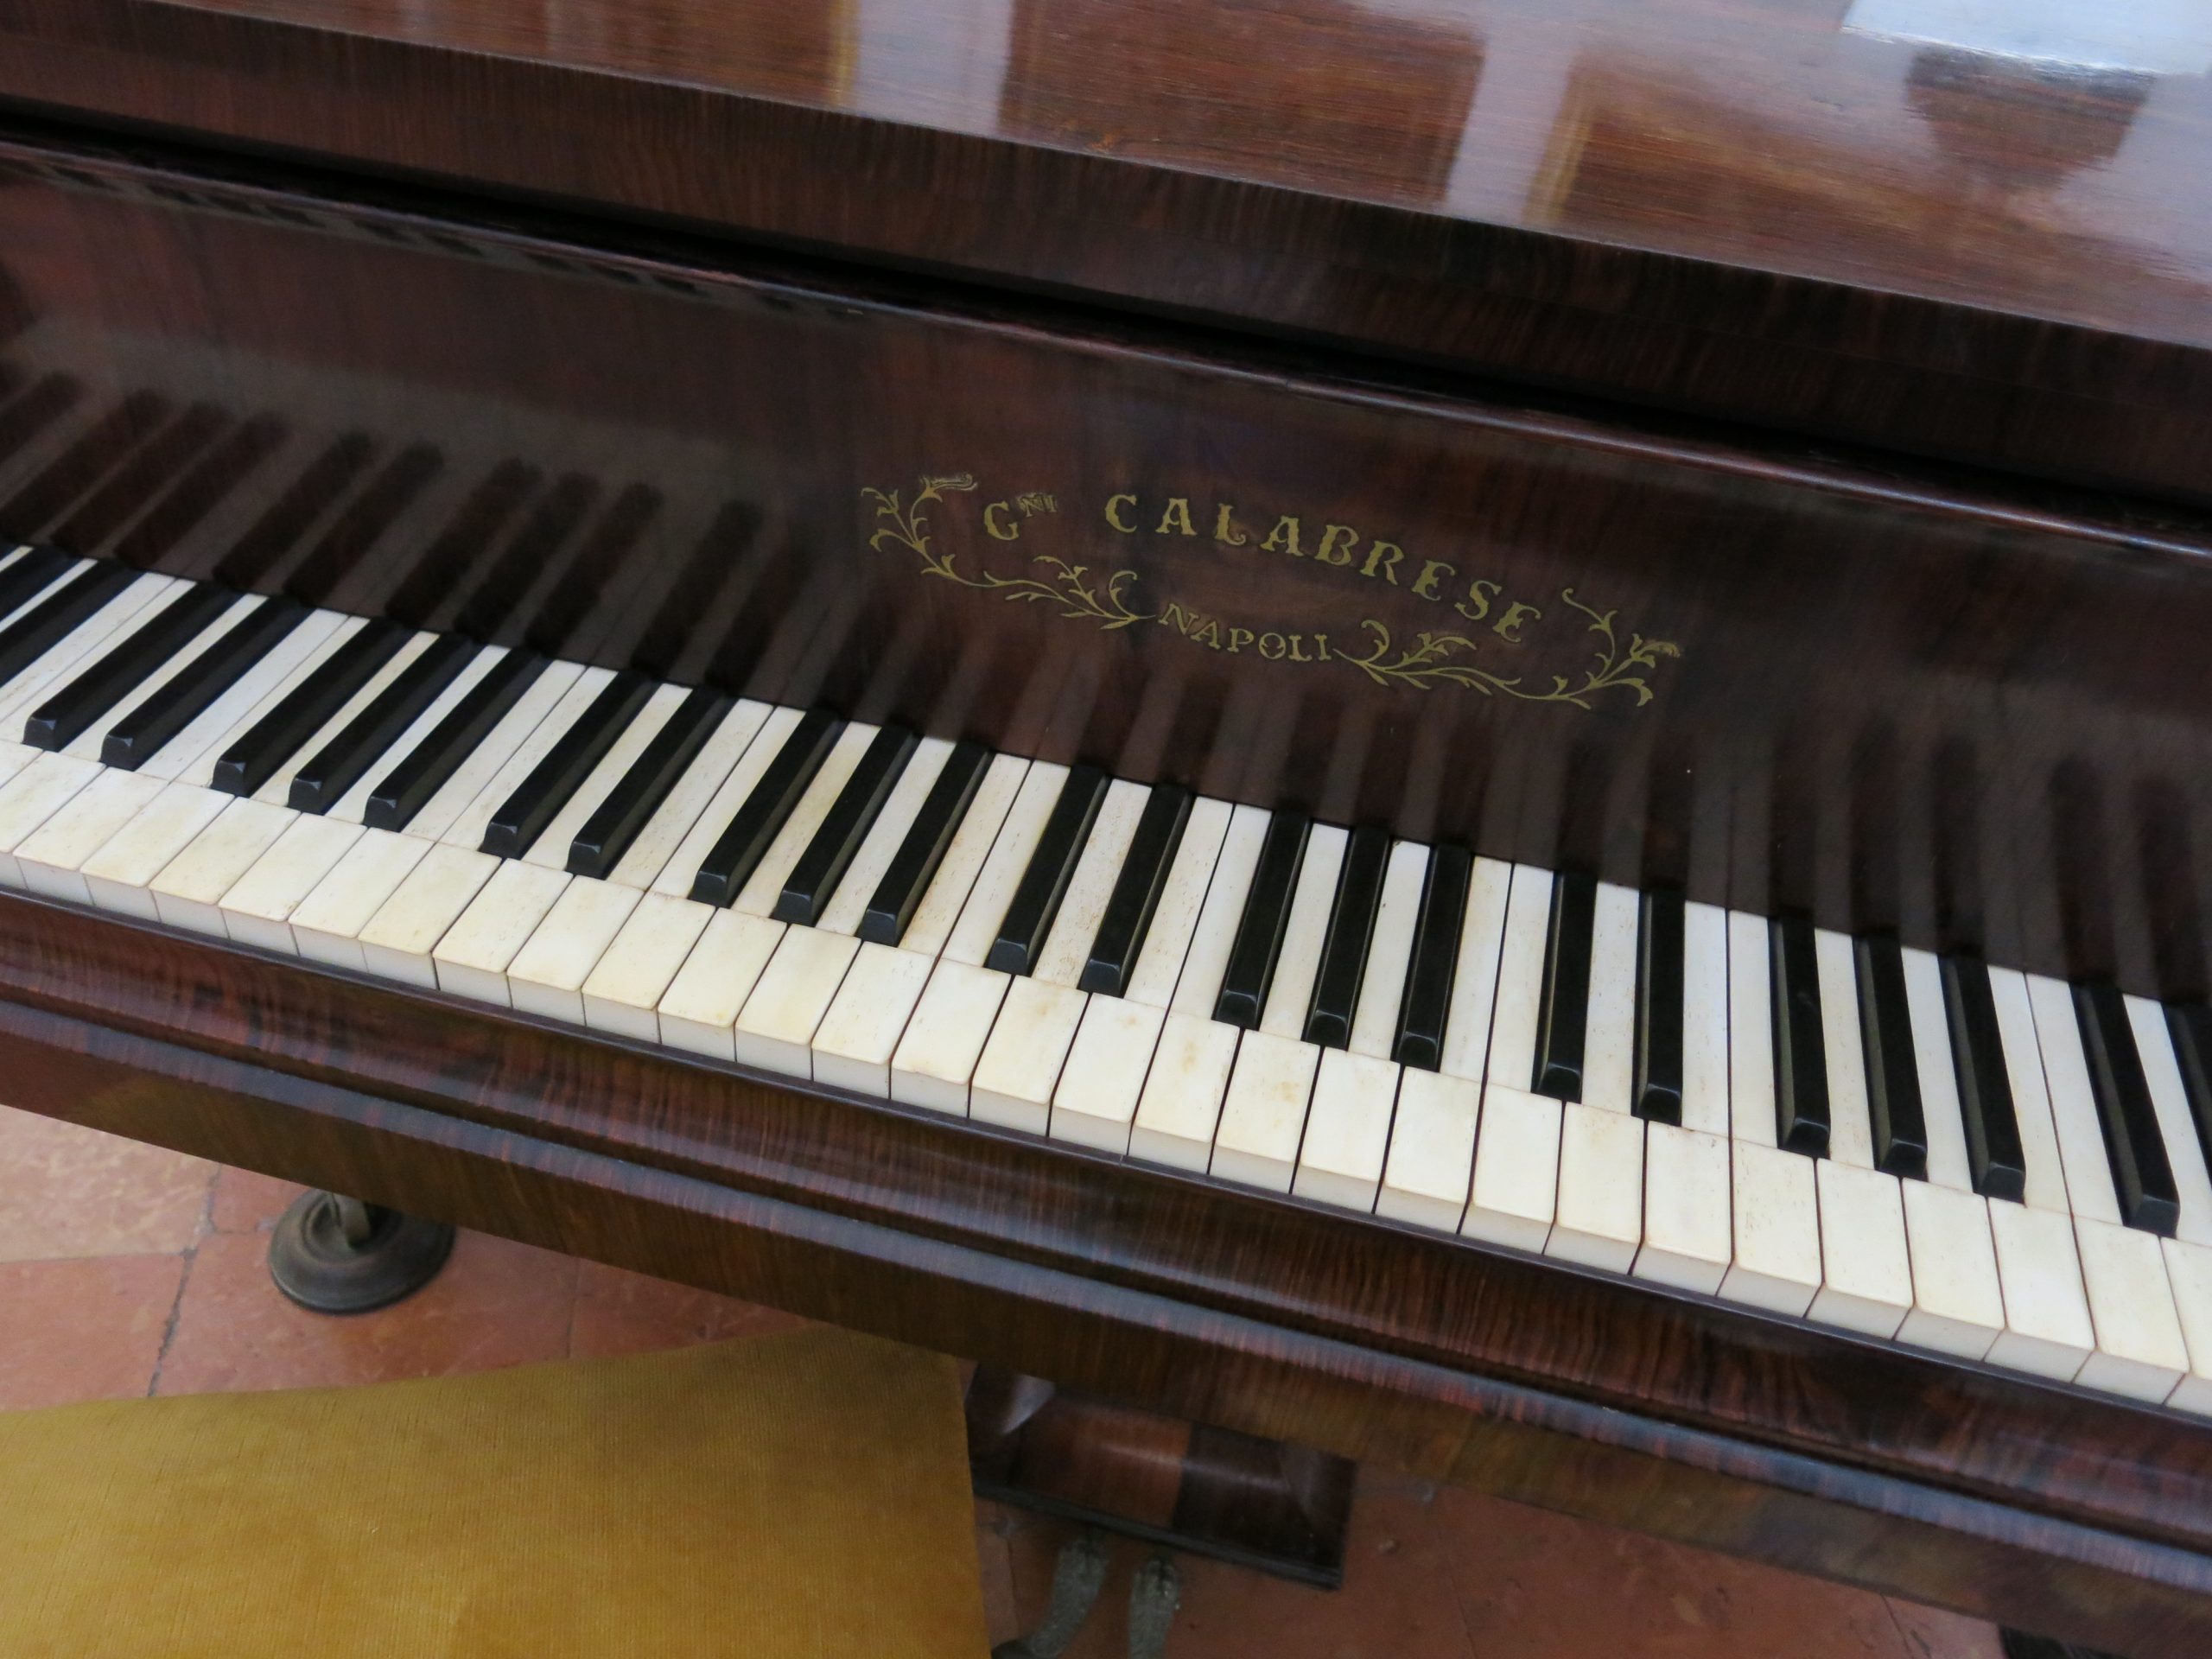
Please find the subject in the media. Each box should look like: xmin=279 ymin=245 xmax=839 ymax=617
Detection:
xmin=3 ymin=120 xmax=2212 ymax=1654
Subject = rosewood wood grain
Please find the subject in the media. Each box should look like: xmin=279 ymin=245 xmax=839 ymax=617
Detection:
xmin=0 ymin=888 xmax=2210 ymax=1651
xmin=1 ymin=2 xmax=2210 ymax=503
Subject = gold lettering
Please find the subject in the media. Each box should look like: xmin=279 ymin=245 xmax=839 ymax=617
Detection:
xmin=1287 ymin=634 xmax=1313 ymax=663
xmin=1105 ymin=493 xmax=1139 ymax=534
xmin=1261 ymin=516 xmax=1305 ymax=558
xmin=1226 ymin=627 xmax=1255 ymax=654
xmin=1453 ymin=577 xmax=1499 ymax=623
xmin=1214 ymin=504 xmax=1249 ymax=547
xmin=1314 ymin=524 xmax=1358 ymax=567
xmin=983 ymin=500 xmax=1020 ymax=541
xmin=1411 ymin=559 xmax=1456 ymax=602
xmin=1156 ymin=498 xmax=1196 ymax=537
xmin=1159 ymin=602 xmax=1208 ymax=637
xmin=1258 ymin=632 xmax=1287 ymax=660
xmin=1313 ymin=632 xmax=1330 ymax=660
xmin=1491 ymin=601 xmax=1541 ymax=643
xmin=1361 ymin=540 xmax=1403 ymax=584
xmin=1193 ymin=620 xmax=1224 ymax=650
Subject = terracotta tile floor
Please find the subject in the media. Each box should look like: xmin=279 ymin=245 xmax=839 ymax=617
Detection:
xmin=0 ymin=1103 xmax=2005 ymax=1657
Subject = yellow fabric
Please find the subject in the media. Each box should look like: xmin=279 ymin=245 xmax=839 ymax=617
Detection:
xmin=0 ymin=1328 xmax=988 ymax=1659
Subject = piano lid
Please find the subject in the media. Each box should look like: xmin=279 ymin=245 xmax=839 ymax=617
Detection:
xmin=5 ymin=0 xmax=2211 ymax=501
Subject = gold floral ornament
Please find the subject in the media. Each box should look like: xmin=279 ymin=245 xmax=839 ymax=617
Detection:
xmin=863 ymin=476 xmax=1681 ymax=709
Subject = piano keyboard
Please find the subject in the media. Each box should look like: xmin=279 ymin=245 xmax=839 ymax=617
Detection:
xmin=5 ymin=545 xmax=2212 ymax=1414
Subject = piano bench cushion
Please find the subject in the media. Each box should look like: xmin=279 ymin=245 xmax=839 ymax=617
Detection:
xmin=0 ymin=1325 xmax=988 ymax=1658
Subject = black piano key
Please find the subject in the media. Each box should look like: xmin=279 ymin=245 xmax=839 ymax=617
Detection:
xmin=100 ymin=596 xmax=307 ymax=771
xmin=857 ymin=739 xmax=991 ymax=947
xmin=1941 ymin=955 xmax=2027 ymax=1203
xmin=984 ymin=764 xmax=1109 ymax=976
xmin=1532 ymin=870 xmax=1598 ymax=1100
xmin=1391 ymin=843 xmax=1469 ymax=1071
xmin=0 ymin=543 xmax=75 ymax=619
xmin=0 ymin=561 xmax=135 ymax=688
xmin=210 ymin=618 xmax=410 ymax=798
xmin=688 ymin=708 xmax=841 ymax=907
xmin=1854 ymin=936 xmax=1929 ymax=1180
xmin=285 ymin=632 xmax=477 ymax=813
xmin=1770 ymin=916 xmax=1830 ymax=1156
xmin=2169 ymin=1003 xmax=2212 ymax=1179
xmin=2074 ymin=982 xmax=2180 ymax=1236
xmin=1632 ymin=887 xmax=1686 ymax=1124
xmin=480 ymin=670 xmax=654 ymax=861
xmin=1077 ymin=784 xmax=1192 ymax=997
xmin=1215 ymin=811 xmax=1310 ymax=1029
xmin=567 ymin=685 xmax=734 ymax=880
xmin=362 ymin=650 xmax=546 ymax=832
xmin=1303 ymin=823 xmax=1392 ymax=1049
xmin=22 ymin=581 xmax=234 ymax=750
xmin=770 ymin=724 xmax=917 ymax=924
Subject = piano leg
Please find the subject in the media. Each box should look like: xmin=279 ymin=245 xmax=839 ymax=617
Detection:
xmin=1999 ymin=1630 xmax=2127 ymax=1659
xmin=265 ymin=1189 xmax=455 ymax=1314
xmin=966 ymin=1367 xmax=1355 ymax=1589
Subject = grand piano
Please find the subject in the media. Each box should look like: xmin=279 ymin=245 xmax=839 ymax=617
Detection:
xmin=0 ymin=2 xmax=2209 ymax=1651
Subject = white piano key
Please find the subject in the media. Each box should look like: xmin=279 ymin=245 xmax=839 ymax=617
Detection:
xmin=899 ymin=753 xmax=1031 ymax=959
xmin=0 ymin=573 xmax=181 ymax=727
xmin=2129 ymin=995 xmax=2212 ymax=1246
xmin=1633 ymin=1122 xmax=1732 ymax=1294
xmin=356 ymin=843 xmax=501 ymax=988
xmin=1437 ymin=856 xmax=1512 ymax=1084
xmin=653 ymin=908 xmax=786 ymax=1059
xmin=2159 ymin=1240 xmax=2212 ymax=1416
xmin=1901 ymin=945 xmax=1974 ymax=1191
xmin=1580 ymin=880 xmax=1640 ymax=1113
xmin=325 ymin=644 xmax=506 ymax=824
xmin=58 ymin=592 xmax=267 ymax=762
xmin=943 ymin=760 xmax=1065 ymax=966
xmin=0 ymin=753 xmax=104 ymax=883
xmin=2073 ymin=1216 xmax=2189 ymax=1402
xmin=1990 ymin=967 xmax=2071 ymax=1213
xmin=430 ymin=859 xmax=573 ymax=1006
xmin=651 ymin=702 xmax=805 ymax=898
xmin=79 ymin=782 xmax=232 ymax=918
xmin=440 ymin=664 xmax=615 ymax=850
xmin=1547 ymin=1101 xmax=1644 ymax=1272
xmin=505 ymin=878 xmax=645 ymax=1023
xmin=1346 ymin=841 xmax=1427 ymax=1059
xmin=2024 ymin=974 xmax=2121 ymax=1224
xmin=1257 ymin=823 xmax=1347 ymax=1038
xmin=1726 ymin=909 xmax=1777 ymax=1147
xmin=1814 ymin=926 xmax=1874 ymax=1166
xmin=289 ymin=830 xmax=435 ymax=969
xmin=1128 ymin=1012 xmax=1242 ymax=1173
xmin=579 ymin=892 xmax=717 ymax=1041
xmin=1680 ymin=901 xmax=1730 ymax=1136
xmin=0 ymin=742 xmax=38 ymax=794
xmin=1897 ymin=1181 xmax=2005 ymax=1359
xmin=969 ymin=976 xmax=1088 ymax=1134
xmin=1049 ymin=996 xmax=1166 ymax=1154
xmin=1167 ymin=803 xmax=1268 ymax=1017
xmin=1124 ymin=796 xmax=1232 ymax=1008
xmin=147 ymin=797 xmax=296 ymax=936
xmin=1720 ymin=1141 xmax=1821 ymax=1316
xmin=1376 ymin=1069 xmax=1479 ymax=1232
xmin=1032 ymin=779 xmax=1150 ymax=986
xmin=1985 ymin=1201 xmax=2095 ymax=1381
xmin=811 ymin=942 xmax=934 ymax=1096
xmin=1292 ymin=1048 xmax=1401 ymax=1211
xmin=607 ymin=698 xmax=772 ymax=889
xmin=1809 ymin=1164 xmax=1913 ymax=1337
xmin=732 ymin=926 xmax=862 ymax=1077
xmin=249 ymin=630 xmax=440 ymax=805
xmin=889 ymin=958 xmax=1011 ymax=1114
xmin=1461 ymin=1084 xmax=1560 ymax=1254
xmin=1484 ymin=864 xmax=1554 ymax=1094
xmin=15 ymin=769 xmax=167 ymax=902
xmin=520 ymin=679 xmax=691 ymax=866
xmin=215 ymin=814 xmax=365 ymax=954
xmin=733 ymin=720 xmax=880 ymax=916
xmin=403 ymin=659 xmax=586 ymax=842
xmin=1211 ymin=1028 xmax=1320 ymax=1192
xmin=814 ymin=734 xmax=950 ymax=935
xmin=147 ymin=611 xmax=352 ymax=783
